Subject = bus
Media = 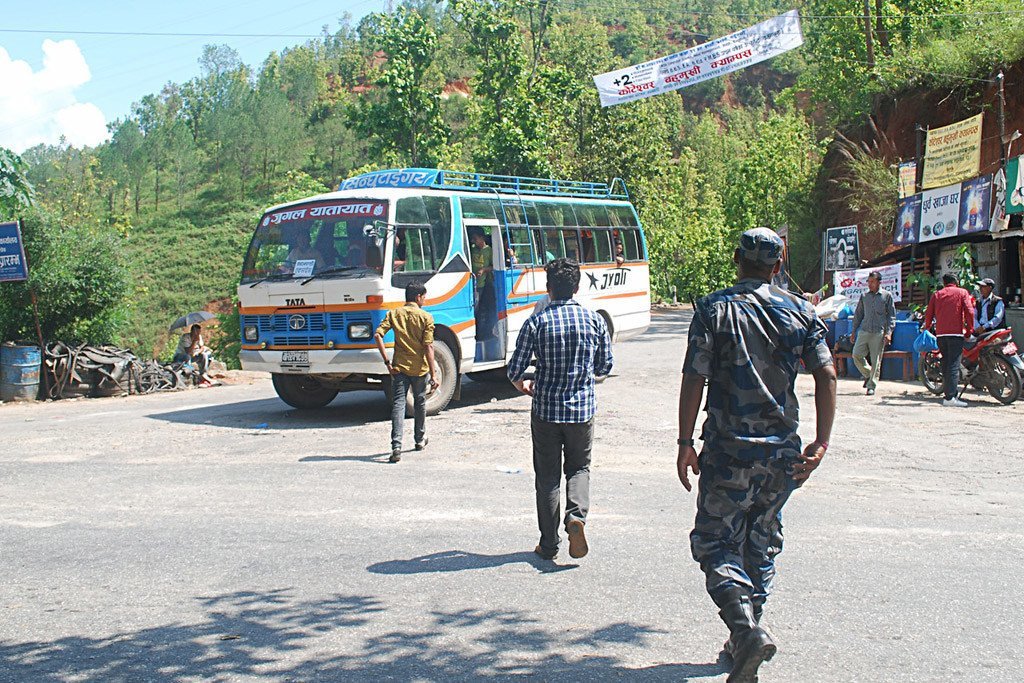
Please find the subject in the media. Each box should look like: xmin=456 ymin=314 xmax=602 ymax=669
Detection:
xmin=237 ymin=168 xmax=651 ymax=412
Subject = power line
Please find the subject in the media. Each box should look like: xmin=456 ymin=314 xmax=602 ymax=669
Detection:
xmin=0 ymin=28 xmax=338 ymax=39
xmin=3 ymin=3 xmax=1024 ymax=39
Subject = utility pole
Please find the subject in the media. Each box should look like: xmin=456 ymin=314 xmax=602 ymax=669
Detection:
xmin=863 ymin=0 xmax=876 ymax=69
xmin=997 ymin=71 xmax=1008 ymax=167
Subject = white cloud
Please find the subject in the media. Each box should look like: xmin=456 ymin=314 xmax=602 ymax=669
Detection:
xmin=0 ymin=40 xmax=109 ymax=153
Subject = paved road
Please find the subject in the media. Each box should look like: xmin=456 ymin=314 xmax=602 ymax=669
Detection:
xmin=1 ymin=309 xmax=1022 ymax=682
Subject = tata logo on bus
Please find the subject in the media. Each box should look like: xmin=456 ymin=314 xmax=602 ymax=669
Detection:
xmin=587 ymin=267 xmax=629 ymax=291
xmin=288 ymin=315 xmax=307 ymax=331
xmin=284 ymin=298 xmax=306 ymax=306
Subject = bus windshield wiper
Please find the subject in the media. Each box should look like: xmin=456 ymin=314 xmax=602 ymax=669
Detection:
xmin=301 ymin=266 xmax=358 ymax=285
xmin=247 ymin=272 xmax=296 ymax=288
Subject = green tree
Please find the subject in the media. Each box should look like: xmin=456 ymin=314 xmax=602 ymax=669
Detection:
xmin=0 ymin=147 xmax=33 ymax=217
xmin=0 ymin=209 xmax=131 ymax=343
xmin=448 ymin=0 xmax=551 ymax=176
xmin=352 ymin=6 xmax=451 ymax=166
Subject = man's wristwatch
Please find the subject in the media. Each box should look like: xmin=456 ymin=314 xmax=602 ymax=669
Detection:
xmin=677 ymin=438 xmax=695 ymax=447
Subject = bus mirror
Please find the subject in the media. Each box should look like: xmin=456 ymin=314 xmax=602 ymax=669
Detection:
xmin=363 ymin=221 xmax=390 ymax=239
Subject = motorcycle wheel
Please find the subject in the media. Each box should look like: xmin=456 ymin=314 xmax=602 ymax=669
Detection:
xmin=918 ymin=353 xmax=944 ymax=395
xmin=987 ymin=355 xmax=1022 ymax=405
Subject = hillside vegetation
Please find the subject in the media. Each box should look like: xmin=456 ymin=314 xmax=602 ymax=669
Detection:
xmin=2 ymin=0 xmax=1022 ymax=360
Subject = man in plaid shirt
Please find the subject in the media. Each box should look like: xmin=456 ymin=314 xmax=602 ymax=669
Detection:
xmin=508 ymin=258 xmax=614 ymax=561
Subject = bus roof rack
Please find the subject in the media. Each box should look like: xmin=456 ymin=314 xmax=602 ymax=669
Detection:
xmin=338 ymin=168 xmax=630 ymax=200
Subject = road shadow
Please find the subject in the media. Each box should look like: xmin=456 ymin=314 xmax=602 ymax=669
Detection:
xmin=367 ymin=550 xmax=579 ymax=575
xmin=300 ymin=452 xmax=393 ymax=464
xmin=147 ymin=376 xmax=525 ymax=431
xmin=0 ymin=588 xmax=724 ymax=682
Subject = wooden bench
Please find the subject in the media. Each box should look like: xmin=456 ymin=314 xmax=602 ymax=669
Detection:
xmin=833 ymin=349 xmax=915 ymax=381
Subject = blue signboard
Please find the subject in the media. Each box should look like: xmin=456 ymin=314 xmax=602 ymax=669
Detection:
xmin=0 ymin=221 xmax=29 ymax=282
xmin=339 ymin=168 xmax=441 ymax=191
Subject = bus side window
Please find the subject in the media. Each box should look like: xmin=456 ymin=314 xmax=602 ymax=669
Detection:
xmin=424 ymin=196 xmax=452 ymax=264
xmin=461 ymin=197 xmax=499 ymax=221
xmin=621 ymin=228 xmax=642 ymax=261
xmin=508 ymin=227 xmax=534 ymax=265
xmin=587 ymin=229 xmax=613 ymax=263
xmin=562 ymin=229 xmax=582 ymax=262
xmin=534 ymin=228 xmax=564 ymax=263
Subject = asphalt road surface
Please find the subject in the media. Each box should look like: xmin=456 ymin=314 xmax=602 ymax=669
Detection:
xmin=2 ymin=309 xmax=1022 ymax=682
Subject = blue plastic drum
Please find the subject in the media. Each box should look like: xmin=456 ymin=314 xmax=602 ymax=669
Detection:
xmin=1 ymin=343 xmax=41 ymax=402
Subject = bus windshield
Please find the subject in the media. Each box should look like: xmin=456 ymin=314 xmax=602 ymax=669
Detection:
xmin=241 ymin=199 xmax=388 ymax=283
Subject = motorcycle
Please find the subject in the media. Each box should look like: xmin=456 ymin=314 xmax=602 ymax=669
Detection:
xmin=919 ymin=327 xmax=1024 ymax=405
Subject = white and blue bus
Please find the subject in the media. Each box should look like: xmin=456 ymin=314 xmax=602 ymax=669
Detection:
xmin=237 ymin=168 xmax=651 ymax=412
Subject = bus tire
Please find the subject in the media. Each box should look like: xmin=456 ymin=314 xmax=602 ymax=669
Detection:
xmin=272 ymin=373 xmax=339 ymax=409
xmin=386 ymin=342 xmax=459 ymax=417
xmin=425 ymin=342 xmax=459 ymax=415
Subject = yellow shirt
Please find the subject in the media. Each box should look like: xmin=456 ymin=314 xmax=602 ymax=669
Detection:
xmin=376 ymin=303 xmax=435 ymax=377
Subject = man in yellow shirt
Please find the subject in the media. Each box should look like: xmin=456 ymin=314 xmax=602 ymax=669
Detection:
xmin=375 ymin=283 xmax=440 ymax=463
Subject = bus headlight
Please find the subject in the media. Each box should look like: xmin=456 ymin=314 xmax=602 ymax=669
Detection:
xmin=244 ymin=325 xmax=259 ymax=342
xmin=348 ymin=323 xmax=372 ymax=340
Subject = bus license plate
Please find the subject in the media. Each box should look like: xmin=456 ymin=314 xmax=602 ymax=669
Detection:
xmin=282 ymin=351 xmax=308 ymax=364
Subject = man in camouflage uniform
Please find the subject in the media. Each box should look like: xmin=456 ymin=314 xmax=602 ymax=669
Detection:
xmin=676 ymin=228 xmax=837 ymax=683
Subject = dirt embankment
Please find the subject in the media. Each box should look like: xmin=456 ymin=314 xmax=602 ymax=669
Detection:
xmin=818 ymin=61 xmax=1024 ymax=262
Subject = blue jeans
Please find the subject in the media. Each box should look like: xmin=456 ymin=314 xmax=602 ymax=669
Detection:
xmin=390 ymin=373 xmax=427 ymax=451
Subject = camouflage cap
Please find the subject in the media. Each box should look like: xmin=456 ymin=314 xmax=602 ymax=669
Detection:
xmin=738 ymin=227 xmax=784 ymax=265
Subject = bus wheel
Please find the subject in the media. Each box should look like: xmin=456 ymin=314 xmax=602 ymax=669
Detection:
xmin=272 ymin=373 xmax=339 ymax=409
xmin=425 ymin=342 xmax=458 ymax=415
xmin=385 ymin=342 xmax=459 ymax=416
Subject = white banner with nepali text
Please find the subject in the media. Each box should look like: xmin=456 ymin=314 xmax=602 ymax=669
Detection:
xmin=833 ymin=263 xmax=903 ymax=304
xmin=592 ymin=10 xmax=803 ymax=108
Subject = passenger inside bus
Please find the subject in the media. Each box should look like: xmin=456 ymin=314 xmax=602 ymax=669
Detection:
xmin=393 ymin=231 xmax=407 ymax=271
xmin=345 ymin=243 xmax=365 ymax=267
xmin=615 ymin=240 xmax=625 ymax=266
xmin=287 ymin=228 xmax=319 ymax=264
xmin=469 ymin=228 xmax=496 ymax=341
xmin=313 ymin=226 xmax=340 ymax=268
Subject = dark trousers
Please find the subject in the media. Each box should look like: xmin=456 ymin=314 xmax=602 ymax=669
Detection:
xmin=531 ymin=414 xmax=593 ymax=554
xmin=690 ymin=452 xmax=797 ymax=612
xmin=390 ymin=373 xmax=427 ymax=450
xmin=938 ymin=336 xmax=965 ymax=400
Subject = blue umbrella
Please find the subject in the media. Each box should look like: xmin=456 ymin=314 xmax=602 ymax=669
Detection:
xmin=169 ymin=311 xmax=218 ymax=332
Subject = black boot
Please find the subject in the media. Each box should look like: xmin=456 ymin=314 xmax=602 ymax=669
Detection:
xmin=716 ymin=589 xmax=776 ymax=683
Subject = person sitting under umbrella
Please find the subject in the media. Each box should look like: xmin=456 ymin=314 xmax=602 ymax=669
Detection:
xmin=173 ymin=324 xmax=216 ymax=386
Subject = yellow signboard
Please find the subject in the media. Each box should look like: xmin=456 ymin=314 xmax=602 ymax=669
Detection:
xmin=898 ymin=161 xmax=917 ymax=198
xmin=922 ymin=113 xmax=983 ymax=189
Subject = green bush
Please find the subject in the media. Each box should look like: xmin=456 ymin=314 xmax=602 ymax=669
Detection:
xmin=0 ymin=209 xmax=132 ymax=344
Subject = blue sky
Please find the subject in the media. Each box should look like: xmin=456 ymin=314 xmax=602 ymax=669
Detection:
xmin=0 ymin=0 xmax=381 ymax=153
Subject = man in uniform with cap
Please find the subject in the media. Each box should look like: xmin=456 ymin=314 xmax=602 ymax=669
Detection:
xmin=676 ymin=228 xmax=837 ymax=683
xmin=974 ymin=277 xmax=1006 ymax=333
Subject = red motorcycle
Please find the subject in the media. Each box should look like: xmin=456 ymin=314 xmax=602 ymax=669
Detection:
xmin=919 ymin=328 xmax=1023 ymax=404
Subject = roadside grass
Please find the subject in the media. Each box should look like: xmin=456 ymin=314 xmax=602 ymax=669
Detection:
xmin=123 ymin=197 xmax=261 ymax=358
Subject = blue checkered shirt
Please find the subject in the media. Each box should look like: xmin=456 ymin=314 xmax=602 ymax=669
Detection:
xmin=507 ymin=299 xmax=614 ymax=423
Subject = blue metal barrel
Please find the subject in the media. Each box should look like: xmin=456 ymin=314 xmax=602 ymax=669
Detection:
xmin=1 ymin=343 xmax=41 ymax=402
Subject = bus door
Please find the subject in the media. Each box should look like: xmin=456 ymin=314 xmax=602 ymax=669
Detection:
xmin=464 ymin=218 xmax=507 ymax=362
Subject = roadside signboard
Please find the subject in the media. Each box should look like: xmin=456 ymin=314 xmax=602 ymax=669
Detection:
xmin=824 ymin=225 xmax=859 ymax=271
xmin=921 ymin=114 xmax=983 ymax=189
xmin=0 ymin=221 xmax=29 ymax=282
xmin=833 ymin=263 xmax=903 ymax=303
xmin=592 ymin=10 xmax=803 ymax=107
xmin=898 ymin=161 xmax=917 ymax=199
xmin=893 ymin=174 xmax=992 ymax=245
